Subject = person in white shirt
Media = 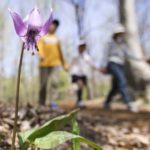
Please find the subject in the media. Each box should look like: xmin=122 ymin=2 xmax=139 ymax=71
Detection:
xmin=70 ymin=40 xmax=96 ymax=107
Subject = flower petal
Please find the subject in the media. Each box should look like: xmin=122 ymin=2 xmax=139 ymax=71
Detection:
xmin=28 ymin=7 xmax=42 ymax=28
xmin=39 ymin=9 xmax=53 ymax=36
xmin=23 ymin=14 xmax=30 ymax=27
xmin=8 ymin=8 xmax=27 ymax=36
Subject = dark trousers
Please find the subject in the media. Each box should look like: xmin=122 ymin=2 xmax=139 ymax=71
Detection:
xmin=77 ymin=88 xmax=82 ymax=102
xmin=71 ymin=75 xmax=87 ymax=102
xmin=39 ymin=66 xmax=60 ymax=105
xmin=104 ymin=62 xmax=132 ymax=106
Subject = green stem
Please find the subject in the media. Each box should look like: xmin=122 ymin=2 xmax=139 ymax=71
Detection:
xmin=11 ymin=43 xmax=24 ymax=150
xmin=72 ymin=118 xmax=80 ymax=150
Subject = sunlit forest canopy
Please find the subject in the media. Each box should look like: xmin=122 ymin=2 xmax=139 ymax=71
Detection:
xmin=0 ymin=0 xmax=150 ymax=77
xmin=0 ymin=0 xmax=150 ymax=101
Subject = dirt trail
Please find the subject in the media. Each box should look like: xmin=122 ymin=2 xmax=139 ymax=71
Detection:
xmin=60 ymin=100 xmax=150 ymax=150
xmin=0 ymin=100 xmax=150 ymax=150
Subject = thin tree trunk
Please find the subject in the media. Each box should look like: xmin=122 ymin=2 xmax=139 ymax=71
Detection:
xmin=119 ymin=0 xmax=150 ymax=100
xmin=73 ymin=0 xmax=85 ymax=37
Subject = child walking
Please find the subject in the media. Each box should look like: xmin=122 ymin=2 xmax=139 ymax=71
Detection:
xmin=70 ymin=40 xmax=96 ymax=107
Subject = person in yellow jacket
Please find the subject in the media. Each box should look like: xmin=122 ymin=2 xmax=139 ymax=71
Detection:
xmin=38 ymin=20 xmax=66 ymax=106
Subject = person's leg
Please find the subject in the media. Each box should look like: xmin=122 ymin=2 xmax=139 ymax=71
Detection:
xmin=39 ymin=67 xmax=49 ymax=105
xmin=104 ymin=77 xmax=118 ymax=108
xmin=49 ymin=66 xmax=61 ymax=102
xmin=76 ymin=79 xmax=86 ymax=108
xmin=71 ymin=75 xmax=81 ymax=101
xmin=71 ymin=75 xmax=85 ymax=107
xmin=116 ymin=65 xmax=138 ymax=111
xmin=76 ymin=79 xmax=84 ymax=102
xmin=110 ymin=63 xmax=132 ymax=104
xmin=76 ymin=76 xmax=88 ymax=107
xmin=77 ymin=86 xmax=82 ymax=102
xmin=117 ymin=66 xmax=132 ymax=104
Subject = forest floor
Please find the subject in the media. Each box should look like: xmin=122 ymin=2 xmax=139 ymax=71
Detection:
xmin=0 ymin=99 xmax=150 ymax=150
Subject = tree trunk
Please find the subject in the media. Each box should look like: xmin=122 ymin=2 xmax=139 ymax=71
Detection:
xmin=73 ymin=0 xmax=85 ymax=37
xmin=119 ymin=0 xmax=150 ymax=100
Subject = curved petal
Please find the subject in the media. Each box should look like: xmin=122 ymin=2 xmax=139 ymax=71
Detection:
xmin=28 ymin=7 xmax=42 ymax=28
xmin=39 ymin=9 xmax=53 ymax=36
xmin=23 ymin=14 xmax=30 ymax=28
xmin=8 ymin=8 xmax=27 ymax=36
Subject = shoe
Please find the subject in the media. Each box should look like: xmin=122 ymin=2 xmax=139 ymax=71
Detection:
xmin=50 ymin=102 xmax=59 ymax=110
xmin=76 ymin=101 xmax=86 ymax=108
xmin=103 ymin=102 xmax=111 ymax=110
xmin=127 ymin=102 xmax=139 ymax=113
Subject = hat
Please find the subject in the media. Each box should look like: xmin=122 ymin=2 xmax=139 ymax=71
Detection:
xmin=78 ymin=39 xmax=86 ymax=46
xmin=113 ymin=24 xmax=126 ymax=34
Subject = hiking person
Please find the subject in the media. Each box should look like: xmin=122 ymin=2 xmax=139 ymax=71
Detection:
xmin=69 ymin=40 xmax=96 ymax=107
xmin=100 ymin=25 xmax=144 ymax=112
xmin=38 ymin=19 xmax=67 ymax=107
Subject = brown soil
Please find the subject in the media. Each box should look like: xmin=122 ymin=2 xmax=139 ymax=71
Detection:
xmin=0 ymin=100 xmax=150 ymax=150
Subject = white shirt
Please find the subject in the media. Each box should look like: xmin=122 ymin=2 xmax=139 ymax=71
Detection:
xmin=70 ymin=52 xmax=93 ymax=78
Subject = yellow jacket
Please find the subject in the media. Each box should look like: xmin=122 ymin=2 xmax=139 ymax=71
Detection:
xmin=38 ymin=34 xmax=64 ymax=67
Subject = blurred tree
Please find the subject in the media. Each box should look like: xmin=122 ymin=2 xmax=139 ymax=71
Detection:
xmin=72 ymin=0 xmax=85 ymax=37
xmin=63 ymin=0 xmax=86 ymax=37
xmin=137 ymin=0 xmax=150 ymax=56
xmin=119 ymin=0 xmax=150 ymax=100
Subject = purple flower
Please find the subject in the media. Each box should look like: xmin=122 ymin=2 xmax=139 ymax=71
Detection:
xmin=9 ymin=7 xmax=53 ymax=54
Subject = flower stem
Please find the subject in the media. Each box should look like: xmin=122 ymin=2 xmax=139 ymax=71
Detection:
xmin=11 ymin=43 xmax=24 ymax=150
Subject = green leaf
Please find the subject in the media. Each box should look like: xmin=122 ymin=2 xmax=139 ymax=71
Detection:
xmin=72 ymin=119 xmax=80 ymax=135
xmin=18 ymin=128 xmax=37 ymax=145
xmin=18 ymin=109 xmax=79 ymax=147
xmin=33 ymin=131 xmax=102 ymax=150
xmin=72 ymin=119 xmax=80 ymax=150
xmin=18 ymin=128 xmax=38 ymax=150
